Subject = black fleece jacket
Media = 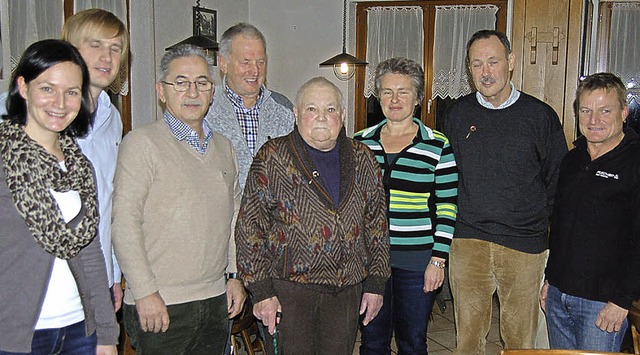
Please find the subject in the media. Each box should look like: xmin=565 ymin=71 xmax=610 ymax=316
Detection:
xmin=546 ymin=129 xmax=640 ymax=309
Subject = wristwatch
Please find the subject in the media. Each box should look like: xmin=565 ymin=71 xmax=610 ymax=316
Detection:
xmin=225 ymin=272 xmax=238 ymax=280
xmin=429 ymin=259 xmax=446 ymax=269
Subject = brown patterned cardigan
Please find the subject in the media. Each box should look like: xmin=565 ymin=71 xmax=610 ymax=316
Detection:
xmin=235 ymin=128 xmax=391 ymax=303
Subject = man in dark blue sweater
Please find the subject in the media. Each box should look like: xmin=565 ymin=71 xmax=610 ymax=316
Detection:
xmin=541 ymin=72 xmax=640 ymax=352
xmin=443 ymin=30 xmax=568 ymax=354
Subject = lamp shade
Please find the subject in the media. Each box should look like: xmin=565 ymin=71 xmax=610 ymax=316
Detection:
xmin=319 ymin=52 xmax=368 ymax=66
xmin=320 ymin=51 xmax=367 ymax=81
xmin=165 ymin=35 xmax=219 ymax=51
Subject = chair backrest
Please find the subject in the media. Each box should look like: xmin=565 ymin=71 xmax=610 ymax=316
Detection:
xmin=629 ymin=301 xmax=640 ymax=355
xmin=500 ymin=350 xmax=625 ymax=355
xmin=630 ymin=300 xmax=640 ymax=328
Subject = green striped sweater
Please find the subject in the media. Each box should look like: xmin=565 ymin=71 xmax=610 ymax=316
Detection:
xmin=354 ymin=118 xmax=458 ymax=268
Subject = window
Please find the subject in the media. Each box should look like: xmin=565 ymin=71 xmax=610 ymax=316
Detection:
xmin=354 ymin=0 xmax=508 ymax=132
xmin=588 ymin=0 xmax=640 ymax=133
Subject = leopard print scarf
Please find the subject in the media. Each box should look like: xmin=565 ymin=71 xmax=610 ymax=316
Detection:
xmin=0 ymin=121 xmax=98 ymax=260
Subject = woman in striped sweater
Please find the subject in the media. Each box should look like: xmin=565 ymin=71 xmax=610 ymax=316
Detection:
xmin=354 ymin=57 xmax=458 ymax=354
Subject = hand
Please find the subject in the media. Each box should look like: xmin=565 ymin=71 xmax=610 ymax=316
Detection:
xmin=96 ymin=345 xmax=117 ymax=355
xmin=135 ymin=292 xmax=170 ymax=333
xmin=424 ymin=258 xmax=445 ymax=292
xmin=596 ymin=302 xmax=628 ymax=332
xmin=253 ymin=296 xmax=282 ymax=335
xmin=112 ymin=283 xmax=124 ymax=312
xmin=226 ymin=279 xmax=247 ymax=318
xmin=360 ymin=292 xmax=383 ymax=326
xmin=540 ymin=281 xmax=549 ymax=312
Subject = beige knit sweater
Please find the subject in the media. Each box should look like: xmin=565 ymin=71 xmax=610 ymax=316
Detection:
xmin=112 ymin=120 xmax=241 ymax=306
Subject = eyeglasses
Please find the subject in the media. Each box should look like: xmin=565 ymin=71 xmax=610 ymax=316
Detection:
xmin=162 ymin=80 xmax=213 ymax=92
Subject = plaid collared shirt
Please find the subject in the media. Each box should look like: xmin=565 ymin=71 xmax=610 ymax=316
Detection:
xmin=163 ymin=111 xmax=213 ymax=155
xmin=225 ymin=83 xmax=264 ymax=155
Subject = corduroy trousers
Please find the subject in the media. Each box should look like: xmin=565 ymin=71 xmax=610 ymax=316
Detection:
xmin=449 ymin=238 xmax=547 ymax=355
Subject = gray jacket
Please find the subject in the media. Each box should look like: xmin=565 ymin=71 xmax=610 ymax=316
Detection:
xmin=0 ymin=158 xmax=118 ymax=352
xmin=205 ymin=86 xmax=295 ymax=188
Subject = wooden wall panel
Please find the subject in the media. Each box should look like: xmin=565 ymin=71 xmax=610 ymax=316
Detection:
xmin=562 ymin=0 xmax=585 ymax=143
xmin=511 ymin=0 xmax=526 ymax=89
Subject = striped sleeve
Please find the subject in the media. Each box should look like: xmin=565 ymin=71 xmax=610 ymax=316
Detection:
xmin=433 ymin=132 xmax=458 ymax=259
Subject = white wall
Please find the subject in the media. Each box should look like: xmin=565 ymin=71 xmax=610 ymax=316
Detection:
xmin=130 ymin=0 xmax=357 ymax=131
xmin=130 ymin=0 xmax=248 ymax=128
xmin=129 ymin=0 xmax=157 ymax=129
xmin=153 ymin=0 xmax=248 ymax=77
xmin=250 ymin=0 xmax=358 ymax=133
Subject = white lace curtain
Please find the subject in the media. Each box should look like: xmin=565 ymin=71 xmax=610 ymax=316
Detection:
xmin=75 ymin=0 xmax=129 ymax=95
xmin=364 ymin=6 xmax=423 ymax=98
xmin=608 ymin=2 xmax=640 ymax=103
xmin=9 ymin=0 xmax=63 ymax=73
xmin=431 ymin=5 xmax=497 ymax=100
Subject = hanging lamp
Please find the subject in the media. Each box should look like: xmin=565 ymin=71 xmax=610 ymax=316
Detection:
xmin=319 ymin=0 xmax=367 ymax=80
xmin=165 ymin=0 xmax=218 ymax=52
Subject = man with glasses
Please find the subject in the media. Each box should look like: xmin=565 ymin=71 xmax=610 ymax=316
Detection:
xmin=112 ymin=44 xmax=246 ymax=354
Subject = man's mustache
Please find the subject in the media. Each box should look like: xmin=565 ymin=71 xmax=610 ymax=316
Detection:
xmin=480 ymin=76 xmax=495 ymax=85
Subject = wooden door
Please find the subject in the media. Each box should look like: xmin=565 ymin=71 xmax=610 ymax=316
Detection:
xmin=511 ymin=0 xmax=584 ymax=144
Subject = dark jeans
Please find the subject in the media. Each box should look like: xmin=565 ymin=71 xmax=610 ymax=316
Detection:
xmin=0 ymin=320 xmax=96 ymax=355
xmin=123 ymin=294 xmax=228 ymax=355
xmin=360 ymin=268 xmax=437 ymax=355
xmin=263 ymin=280 xmax=362 ymax=355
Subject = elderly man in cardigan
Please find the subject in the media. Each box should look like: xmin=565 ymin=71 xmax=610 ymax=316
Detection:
xmin=235 ymin=77 xmax=391 ymax=354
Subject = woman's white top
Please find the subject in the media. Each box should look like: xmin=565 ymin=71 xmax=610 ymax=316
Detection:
xmin=35 ymin=161 xmax=84 ymax=329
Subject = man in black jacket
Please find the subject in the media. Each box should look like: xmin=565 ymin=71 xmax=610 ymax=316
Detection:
xmin=541 ymin=72 xmax=640 ymax=352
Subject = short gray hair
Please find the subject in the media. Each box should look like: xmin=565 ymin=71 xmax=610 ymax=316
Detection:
xmin=295 ymin=76 xmax=345 ymax=109
xmin=159 ymin=44 xmax=215 ymax=81
xmin=374 ymin=57 xmax=425 ymax=103
xmin=219 ymin=22 xmax=267 ymax=60
xmin=466 ymin=30 xmax=512 ymax=62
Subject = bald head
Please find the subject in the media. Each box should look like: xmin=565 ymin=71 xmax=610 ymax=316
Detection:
xmin=295 ymin=76 xmax=344 ymax=111
xmin=294 ymin=77 xmax=345 ymax=151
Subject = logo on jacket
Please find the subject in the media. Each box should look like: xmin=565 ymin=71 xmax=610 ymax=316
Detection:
xmin=595 ymin=170 xmax=619 ymax=180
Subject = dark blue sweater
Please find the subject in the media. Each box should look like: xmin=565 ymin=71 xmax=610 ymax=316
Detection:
xmin=442 ymin=92 xmax=568 ymax=253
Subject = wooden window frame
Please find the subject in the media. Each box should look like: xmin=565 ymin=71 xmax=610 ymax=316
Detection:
xmin=354 ymin=0 xmax=508 ymax=132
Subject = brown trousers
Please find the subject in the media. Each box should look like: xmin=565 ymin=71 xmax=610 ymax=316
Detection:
xmin=263 ymin=280 xmax=362 ymax=355
xmin=449 ymin=239 xmax=547 ymax=355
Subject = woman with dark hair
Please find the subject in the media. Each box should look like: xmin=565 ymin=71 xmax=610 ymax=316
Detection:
xmin=354 ymin=57 xmax=458 ymax=354
xmin=0 ymin=39 xmax=117 ymax=354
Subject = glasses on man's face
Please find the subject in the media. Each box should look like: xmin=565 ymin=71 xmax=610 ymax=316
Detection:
xmin=162 ymin=80 xmax=213 ymax=92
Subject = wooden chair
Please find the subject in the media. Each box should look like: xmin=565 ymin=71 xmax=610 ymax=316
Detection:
xmin=629 ymin=300 xmax=640 ymax=354
xmin=500 ymin=350 xmax=625 ymax=355
xmin=230 ymin=300 xmax=266 ymax=355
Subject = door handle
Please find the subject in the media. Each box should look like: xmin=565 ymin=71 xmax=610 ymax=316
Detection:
xmin=524 ymin=27 xmax=563 ymax=65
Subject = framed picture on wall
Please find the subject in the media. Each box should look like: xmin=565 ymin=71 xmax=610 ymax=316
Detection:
xmin=193 ymin=6 xmax=216 ymax=39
